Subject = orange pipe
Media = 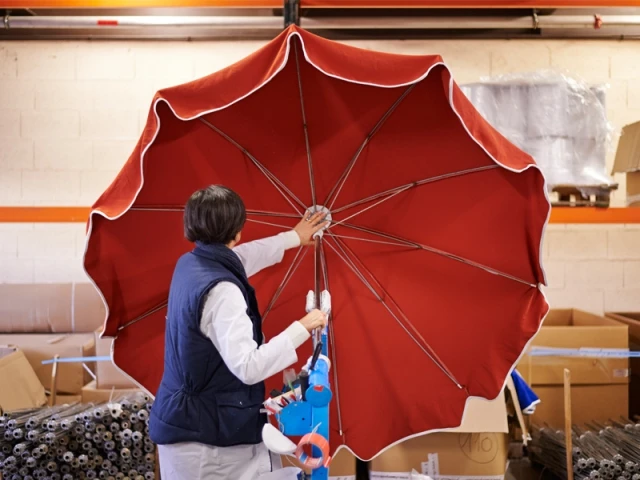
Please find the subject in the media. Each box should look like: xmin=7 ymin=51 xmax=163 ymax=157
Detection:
xmin=1 ymin=206 xmax=640 ymax=223
xmin=549 ymin=207 xmax=640 ymax=224
xmin=4 ymin=0 xmax=640 ymax=7
xmin=0 ymin=207 xmax=91 ymax=223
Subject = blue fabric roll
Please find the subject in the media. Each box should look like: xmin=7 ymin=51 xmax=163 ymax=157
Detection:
xmin=511 ymin=369 xmax=540 ymax=415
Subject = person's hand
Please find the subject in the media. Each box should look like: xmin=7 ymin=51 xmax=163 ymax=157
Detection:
xmin=299 ymin=309 xmax=328 ymax=333
xmin=294 ymin=211 xmax=329 ymax=246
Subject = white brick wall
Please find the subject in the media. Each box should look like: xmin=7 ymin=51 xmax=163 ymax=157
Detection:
xmin=0 ymin=37 xmax=639 ymax=314
xmin=541 ymin=225 xmax=640 ymax=314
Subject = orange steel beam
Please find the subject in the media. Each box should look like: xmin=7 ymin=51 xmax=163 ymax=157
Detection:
xmin=1 ymin=206 xmax=640 ymax=223
xmin=0 ymin=207 xmax=91 ymax=223
xmin=549 ymin=207 xmax=640 ymax=224
xmin=3 ymin=0 xmax=640 ymax=8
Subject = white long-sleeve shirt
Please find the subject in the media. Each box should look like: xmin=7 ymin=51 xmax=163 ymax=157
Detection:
xmin=200 ymin=230 xmax=310 ymax=385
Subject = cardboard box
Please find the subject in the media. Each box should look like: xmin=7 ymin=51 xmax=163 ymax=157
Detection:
xmin=95 ymin=329 xmax=136 ymax=389
xmin=532 ymin=384 xmax=628 ymax=428
xmin=0 ymin=346 xmax=47 ymax=412
xmin=0 ymin=283 xmax=105 ymax=333
xmin=81 ymin=380 xmax=141 ymax=404
xmin=518 ymin=309 xmax=629 ymax=385
xmin=0 ymin=334 xmax=96 ymax=394
xmin=517 ymin=310 xmax=630 ymax=427
xmin=612 ymin=121 xmax=640 ymax=206
xmin=46 ymin=394 xmax=82 ymax=406
xmin=369 ymin=393 xmax=509 ymax=480
xmin=606 ymin=312 xmax=640 ymax=419
xmin=606 ymin=312 xmax=640 ymax=344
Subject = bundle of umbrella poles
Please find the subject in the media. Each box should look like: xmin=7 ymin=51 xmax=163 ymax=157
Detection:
xmin=0 ymin=392 xmax=156 ymax=480
xmin=530 ymin=421 xmax=640 ymax=480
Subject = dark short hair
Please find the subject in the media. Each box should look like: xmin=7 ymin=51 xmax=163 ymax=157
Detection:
xmin=184 ymin=185 xmax=246 ymax=244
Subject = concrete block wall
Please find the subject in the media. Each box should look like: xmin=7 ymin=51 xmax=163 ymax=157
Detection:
xmin=1 ymin=38 xmax=640 ymax=315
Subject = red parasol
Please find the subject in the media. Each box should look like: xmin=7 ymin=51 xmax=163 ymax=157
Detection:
xmin=83 ymin=25 xmax=550 ymax=460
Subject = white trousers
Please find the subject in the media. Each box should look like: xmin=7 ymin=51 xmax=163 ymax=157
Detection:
xmin=158 ymin=442 xmax=296 ymax=480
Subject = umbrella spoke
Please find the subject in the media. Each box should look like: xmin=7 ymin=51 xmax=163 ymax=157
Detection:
xmin=261 ymin=247 xmax=309 ymax=322
xmin=340 ymin=222 xmax=537 ymax=288
xmin=246 ymin=218 xmax=294 ymax=230
xmin=327 ymin=233 xmax=412 ymax=249
xmin=293 ymin=41 xmax=317 ymax=209
xmin=246 ymin=210 xmax=301 ymax=219
xmin=325 ymin=83 xmax=417 ymax=210
xmin=332 ymin=165 xmax=500 ymax=215
xmin=199 ymin=118 xmax=306 ymax=215
xmin=329 ymin=184 xmax=413 ymax=229
xmin=318 ymin=241 xmax=345 ymax=438
xmin=130 ymin=206 xmax=184 ymax=212
xmin=325 ymin=235 xmax=464 ymax=390
xmin=118 ymin=301 xmax=168 ymax=331
xmin=129 ymin=206 xmax=300 ymax=220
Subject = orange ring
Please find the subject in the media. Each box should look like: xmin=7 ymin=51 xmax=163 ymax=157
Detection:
xmin=295 ymin=432 xmax=331 ymax=470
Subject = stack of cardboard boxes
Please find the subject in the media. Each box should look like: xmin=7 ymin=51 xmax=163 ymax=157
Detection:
xmin=0 ymin=346 xmax=46 ymax=411
xmin=369 ymin=393 xmax=510 ymax=480
xmin=0 ymin=283 xmax=142 ymax=409
xmin=612 ymin=121 xmax=640 ymax=207
xmin=82 ymin=328 xmax=141 ymax=401
xmin=518 ymin=309 xmax=630 ymax=428
xmin=605 ymin=312 xmax=640 ymax=419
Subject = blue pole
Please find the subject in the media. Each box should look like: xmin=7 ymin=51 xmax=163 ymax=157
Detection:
xmin=307 ymin=354 xmax=331 ymax=480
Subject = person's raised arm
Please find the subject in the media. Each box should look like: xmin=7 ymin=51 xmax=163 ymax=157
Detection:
xmin=201 ymin=282 xmax=327 ymax=385
xmin=233 ymin=211 xmax=328 ymax=277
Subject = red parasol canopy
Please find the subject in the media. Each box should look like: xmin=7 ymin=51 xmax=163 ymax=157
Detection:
xmin=83 ymin=25 xmax=550 ymax=460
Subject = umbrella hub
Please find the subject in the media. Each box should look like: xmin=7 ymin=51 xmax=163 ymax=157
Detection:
xmin=310 ymin=205 xmax=332 ymax=239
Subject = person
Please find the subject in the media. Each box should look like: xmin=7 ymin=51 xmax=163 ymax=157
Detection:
xmin=149 ymin=185 xmax=329 ymax=480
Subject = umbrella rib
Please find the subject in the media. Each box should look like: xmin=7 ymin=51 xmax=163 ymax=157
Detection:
xmin=325 ymin=83 xmax=417 ymax=211
xmin=328 ymin=233 xmax=411 ymax=249
xmin=128 ymin=207 xmax=300 ymax=220
xmin=341 ymin=223 xmax=537 ymax=288
xmin=329 ymin=185 xmax=413 ymax=229
xmin=293 ymin=41 xmax=317 ymax=209
xmin=332 ymin=165 xmax=500 ymax=215
xmin=199 ymin=118 xmax=306 ymax=215
xmin=246 ymin=210 xmax=301 ymax=219
xmin=261 ymin=246 xmax=309 ymax=322
xmin=319 ymin=241 xmax=345 ymax=438
xmin=118 ymin=301 xmax=168 ymax=331
xmin=325 ymin=235 xmax=463 ymax=390
xmin=246 ymin=218 xmax=293 ymax=230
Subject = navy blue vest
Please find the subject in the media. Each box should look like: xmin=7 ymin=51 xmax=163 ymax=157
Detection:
xmin=149 ymin=242 xmax=267 ymax=447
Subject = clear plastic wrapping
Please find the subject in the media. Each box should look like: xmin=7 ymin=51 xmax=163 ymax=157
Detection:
xmin=460 ymin=71 xmax=616 ymax=189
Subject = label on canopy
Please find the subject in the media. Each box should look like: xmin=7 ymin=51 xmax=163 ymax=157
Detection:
xmin=423 ymin=453 xmax=439 ymax=477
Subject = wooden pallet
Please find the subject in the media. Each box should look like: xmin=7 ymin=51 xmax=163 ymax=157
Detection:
xmin=551 ymin=184 xmax=618 ymax=208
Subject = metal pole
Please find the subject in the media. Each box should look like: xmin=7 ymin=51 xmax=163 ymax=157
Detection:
xmin=4 ymin=13 xmax=640 ymax=30
xmin=300 ymin=14 xmax=640 ymax=29
xmin=3 ymin=15 xmax=284 ymax=29
xmin=313 ymin=235 xmax=322 ymax=348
